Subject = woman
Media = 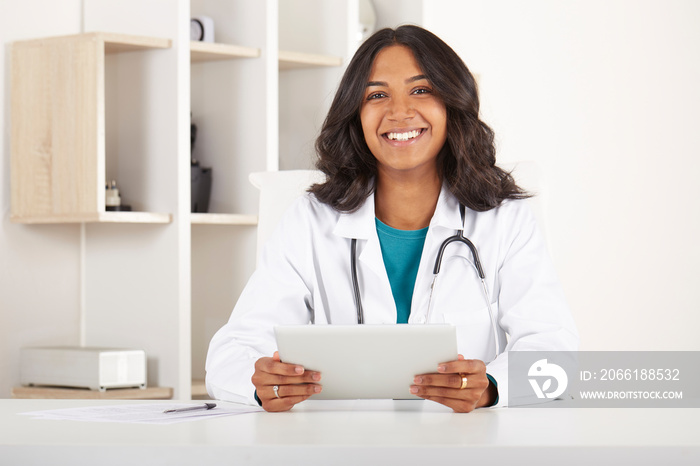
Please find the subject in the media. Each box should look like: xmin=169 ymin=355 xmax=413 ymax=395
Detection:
xmin=206 ymin=25 xmax=578 ymax=412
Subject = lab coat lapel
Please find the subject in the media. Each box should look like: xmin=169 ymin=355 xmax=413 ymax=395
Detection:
xmin=333 ymin=191 xmax=385 ymax=278
xmin=429 ymin=185 xmax=464 ymax=231
xmin=333 ymin=192 xmax=395 ymax=323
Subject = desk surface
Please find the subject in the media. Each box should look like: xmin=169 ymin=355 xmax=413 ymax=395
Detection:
xmin=1 ymin=399 xmax=698 ymax=465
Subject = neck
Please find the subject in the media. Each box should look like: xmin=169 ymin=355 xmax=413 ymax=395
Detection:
xmin=374 ymin=169 xmax=441 ymax=230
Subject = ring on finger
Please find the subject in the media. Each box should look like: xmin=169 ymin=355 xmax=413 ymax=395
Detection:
xmin=273 ymin=385 xmax=281 ymax=399
xmin=459 ymin=374 xmax=468 ymax=390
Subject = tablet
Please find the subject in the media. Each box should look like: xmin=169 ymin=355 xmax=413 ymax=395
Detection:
xmin=274 ymin=324 xmax=457 ymax=400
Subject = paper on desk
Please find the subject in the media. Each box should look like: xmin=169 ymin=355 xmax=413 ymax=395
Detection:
xmin=19 ymin=403 xmax=263 ymax=424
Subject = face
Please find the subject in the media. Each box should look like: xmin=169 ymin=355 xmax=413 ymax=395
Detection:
xmin=360 ymin=45 xmax=447 ymax=178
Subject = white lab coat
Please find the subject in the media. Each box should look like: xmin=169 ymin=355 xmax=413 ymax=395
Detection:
xmin=205 ymin=185 xmax=579 ymax=407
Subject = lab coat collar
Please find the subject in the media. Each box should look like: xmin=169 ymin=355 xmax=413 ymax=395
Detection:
xmin=333 ymin=183 xmax=464 ymax=239
xmin=430 ymin=184 xmax=465 ymax=231
xmin=333 ymin=191 xmax=377 ymax=240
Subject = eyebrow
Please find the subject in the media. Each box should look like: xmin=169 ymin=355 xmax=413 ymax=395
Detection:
xmin=366 ymin=74 xmax=428 ymax=87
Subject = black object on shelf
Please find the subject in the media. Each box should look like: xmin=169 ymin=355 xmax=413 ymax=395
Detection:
xmin=190 ymin=115 xmax=212 ymax=213
xmin=106 ymin=205 xmax=132 ymax=212
xmin=191 ymin=160 xmax=212 ymax=213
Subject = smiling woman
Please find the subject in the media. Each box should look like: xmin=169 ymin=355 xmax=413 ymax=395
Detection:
xmin=205 ymin=25 xmax=579 ymax=414
xmin=311 ymin=25 xmax=528 ymax=214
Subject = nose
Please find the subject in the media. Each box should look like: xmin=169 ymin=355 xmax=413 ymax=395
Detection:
xmin=388 ymin=94 xmax=415 ymax=121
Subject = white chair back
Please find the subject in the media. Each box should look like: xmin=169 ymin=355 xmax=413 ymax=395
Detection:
xmin=501 ymin=161 xmax=550 ymax=250
xmin=249 ymin=170 xmax=326 ymax=263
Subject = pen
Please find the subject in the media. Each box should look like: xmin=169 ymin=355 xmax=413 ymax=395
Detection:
xmin=163 ymin=403 xmax=217 ymax=414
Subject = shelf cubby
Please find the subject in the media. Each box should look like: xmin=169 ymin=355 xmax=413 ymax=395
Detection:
xmin=10 ymin=32 xmax=172 ymax=224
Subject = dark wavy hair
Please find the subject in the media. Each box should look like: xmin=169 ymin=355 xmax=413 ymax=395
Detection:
xmin=310 ymin=25 xmax=529 ymax=212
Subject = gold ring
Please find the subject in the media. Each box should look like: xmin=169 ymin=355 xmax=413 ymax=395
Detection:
xmin=459 ymin=374 xmax=468 ymax=390
xmin=273 ymin=385 xmax=280 ymax=399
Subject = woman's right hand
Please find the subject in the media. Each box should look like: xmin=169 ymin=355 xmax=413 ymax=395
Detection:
xmin=251 ymin=351 xmax=322 ymax=412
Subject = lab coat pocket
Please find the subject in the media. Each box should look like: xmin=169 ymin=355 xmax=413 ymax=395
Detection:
xmin=441 ymin=304 xmax=498 ymax=362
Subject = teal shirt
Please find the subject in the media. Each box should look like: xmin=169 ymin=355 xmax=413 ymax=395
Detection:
xmin=375 ymin=218 xmax=428 ymax=324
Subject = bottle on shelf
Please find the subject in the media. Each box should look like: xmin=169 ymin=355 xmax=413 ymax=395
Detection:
xmin=105 ymin=180 xmax=131 ymax=212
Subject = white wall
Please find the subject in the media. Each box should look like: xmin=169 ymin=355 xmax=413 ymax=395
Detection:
xmin=0 ymin=1 xmax=84 ymax=398
xmin=425 ymin=0 xmax=700 ymax=350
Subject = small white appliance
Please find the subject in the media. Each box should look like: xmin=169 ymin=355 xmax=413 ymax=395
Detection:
xmin=20 ymin=347 xmax=147 ymax=391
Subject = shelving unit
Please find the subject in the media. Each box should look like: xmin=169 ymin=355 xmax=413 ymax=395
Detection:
xmin=9 ymin=0 xmax=421 ymax=400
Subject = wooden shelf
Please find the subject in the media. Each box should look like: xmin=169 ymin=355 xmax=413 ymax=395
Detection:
xmin=11 ymin=211 xmax=172 ymax=224
xmin=190 ymin=41 xmax=260 ymax=63
xmin=17 ymin=32 xmax=172 ymax=54
xmin=190 ymin=213 xmax=258 ymax=226
xmin=10 ymin=32 xmax=172 ymax=224
xmin=12 ymin=385 xmax=173 ymax=400
xmin=279 ymin=50 xmax=343 ymax=70
xmin=98 ymin=32 xmax=172 ymax=53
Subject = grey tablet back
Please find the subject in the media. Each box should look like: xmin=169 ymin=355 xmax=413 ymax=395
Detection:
xmin=274 ymin=324 xmax=458 ymax=400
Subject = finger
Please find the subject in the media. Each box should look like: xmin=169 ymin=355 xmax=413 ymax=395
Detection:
xmin=414 ymin=372 xmax=476 ymax=389
xmin=251 ymin=369 xmax=321 ymax=390
xmin=272 ymin=383 xmax=322 ymax=400
xmin=261 ymin=383 xmax=322 ymax=413
xmin=410 ymin=385 xmax=482 ymax=403
xmin=255 ymin=355 xmax=306 ymax=377
xmin=437 ymin=358 xmax=486 ymax=375
xmin=269 ymin=371 xmax=322 ymax=385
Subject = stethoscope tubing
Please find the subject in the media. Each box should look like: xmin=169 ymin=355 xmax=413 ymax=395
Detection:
xmin=350 ymin=238 xmax=364 ymax=324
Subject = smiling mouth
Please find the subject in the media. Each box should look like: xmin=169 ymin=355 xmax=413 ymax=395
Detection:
xmin=384 ymin=129 xmax=425 ymax=142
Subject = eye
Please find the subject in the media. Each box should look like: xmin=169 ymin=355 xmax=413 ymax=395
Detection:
xmin=412 ymin=87 xmax=433 ymax=95
xmin=366 ymin=91 xmax=387 ymax=101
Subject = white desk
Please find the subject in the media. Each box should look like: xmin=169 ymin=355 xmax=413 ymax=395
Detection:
xmin=1 ymin=399 xmax=698 ymax=465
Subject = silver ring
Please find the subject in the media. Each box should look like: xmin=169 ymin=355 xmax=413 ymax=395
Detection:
xmin=273 ymin=385 xmax=280 ymax=399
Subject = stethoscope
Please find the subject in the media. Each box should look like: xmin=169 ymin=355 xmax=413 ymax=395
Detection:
xmin=350 ymin=204 xmax=501 ymax=360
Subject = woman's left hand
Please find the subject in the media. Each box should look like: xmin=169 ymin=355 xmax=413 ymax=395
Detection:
xmin=410 ymin=355 xmax=497 ymax=413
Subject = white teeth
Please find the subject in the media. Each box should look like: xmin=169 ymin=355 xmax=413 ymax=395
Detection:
xmin=387 ymin=129 xmax=421 ymax=141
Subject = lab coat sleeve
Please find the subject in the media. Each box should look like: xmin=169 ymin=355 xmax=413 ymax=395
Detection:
xmin=205 ymin=196 xmax=317 ymax=405
xmin=485 ymin=201 xmax=579 ymax=407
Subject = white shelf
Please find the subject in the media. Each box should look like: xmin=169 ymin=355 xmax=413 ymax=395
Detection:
xmin=12 ymin=385 xmax=173 ymax=400
xmin=279 ymin=50 xmax=343 ymax=70
xmin=190 ymin=213 xmax=258 ymax=226
xmin=190 ymin=41 xmax=260 ymax=63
